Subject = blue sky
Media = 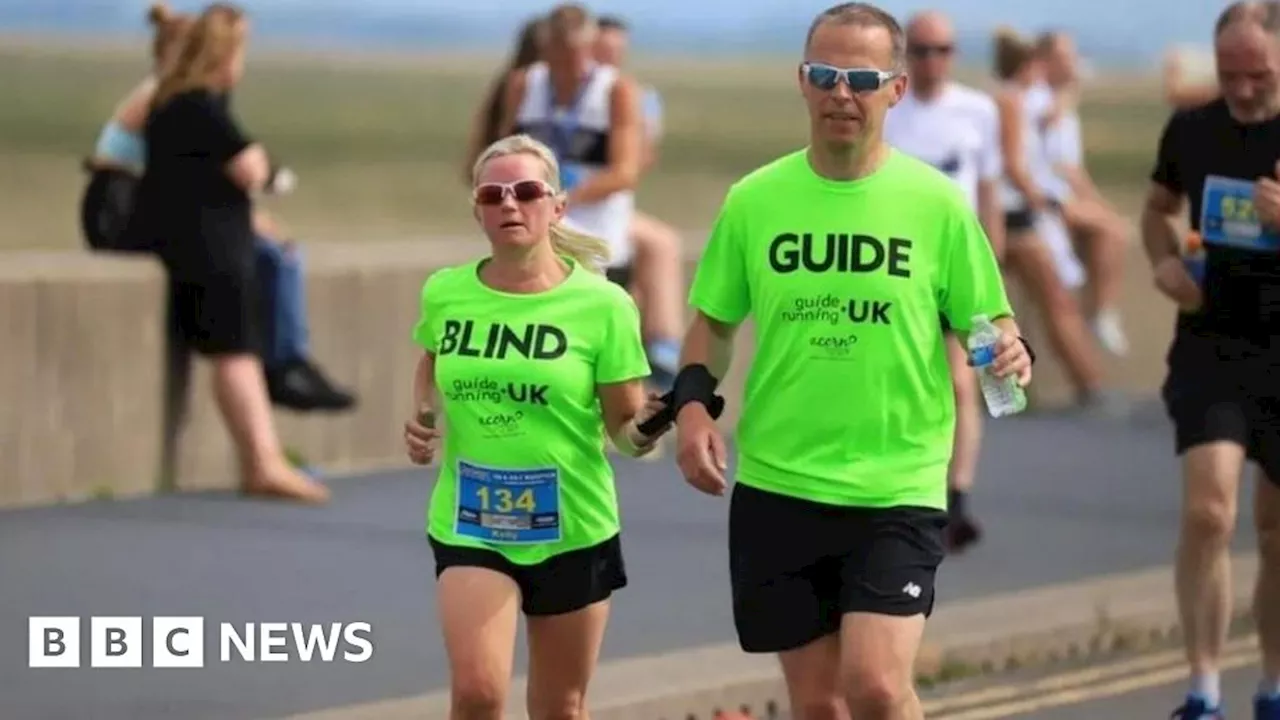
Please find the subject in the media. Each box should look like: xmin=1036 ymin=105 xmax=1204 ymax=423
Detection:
xmin=0 ymin=0 xmax=1238 ymax=63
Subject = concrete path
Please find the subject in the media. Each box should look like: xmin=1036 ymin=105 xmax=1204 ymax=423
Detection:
xmin=0 ymin=402 xmax=1264 ymax=720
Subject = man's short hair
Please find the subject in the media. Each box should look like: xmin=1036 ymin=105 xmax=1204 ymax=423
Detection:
xmin=547 ymin=3 xmax=597 ymax=43
xmin=1215 ymin=0 xmax=1280 ymax=36
xmin=805 ymin=2 xmax=906 ymax=70
xmin=598 ymin=15 xmax=627 ymax=31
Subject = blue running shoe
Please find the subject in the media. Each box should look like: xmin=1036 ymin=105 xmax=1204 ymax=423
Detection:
xmin=1172 ymin=694 xmax=1224 ymax=719
xmin=1255 ymin=691 xmax=1280 ymax=720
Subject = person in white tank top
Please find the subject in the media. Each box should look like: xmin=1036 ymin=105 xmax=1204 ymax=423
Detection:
xmin=1036 ymin=31 xmax=1131 ymax=357
xmin=497 ymin=4 xmax=643 ymax=273
xmin=991 ymin=27 xmax=1113 ymax=411
xmin=594 ymin=15 xmax=685 ymax=393
xmin=885 ymin=11 xmax=1006 ymax=554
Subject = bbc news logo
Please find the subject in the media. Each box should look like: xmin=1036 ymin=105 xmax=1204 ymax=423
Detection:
xmin=29 ymin=617 xmax=374 ymax=668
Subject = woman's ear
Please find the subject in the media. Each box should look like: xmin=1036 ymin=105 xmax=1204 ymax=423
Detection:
xmin=552 ymin=192 xmax=567 ymax=222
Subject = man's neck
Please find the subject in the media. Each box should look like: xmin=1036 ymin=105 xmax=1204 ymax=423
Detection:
xmin=911 ymin=80 xmax=946 ymax=102
xmin=1226 ymin=91 xmax=1280 ymax=124
xmin=548 ymin=57 xmax=591 ymax=106
xmin=807 ymin=138 xmax=891 ymax=182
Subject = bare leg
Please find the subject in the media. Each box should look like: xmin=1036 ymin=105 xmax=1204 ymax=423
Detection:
xmin=211 ymin=353 xmax=329 ymax=502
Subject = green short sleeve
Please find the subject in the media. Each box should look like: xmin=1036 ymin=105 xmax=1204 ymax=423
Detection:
xmin=938 ymin=206 xmax=1013 ymax=332
xmin=595 ymin=286 xmax=651 ymax=384
xmin=688 ymin=188 xmax=751 ymax=325
xmin=411 ymin=272 xmax=440 ymax=352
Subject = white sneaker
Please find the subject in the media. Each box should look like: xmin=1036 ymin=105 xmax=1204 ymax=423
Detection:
xmin=1092 ymin=309 xmax=1130 ymax=357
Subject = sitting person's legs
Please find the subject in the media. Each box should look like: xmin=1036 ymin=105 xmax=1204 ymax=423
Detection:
xmin=169 ymin=274 xmax=329 ymax=504
xmin=252 ymin=211 xmax=356 ymax=412
xmin=629 ymin=210 xmax=684 ymax=391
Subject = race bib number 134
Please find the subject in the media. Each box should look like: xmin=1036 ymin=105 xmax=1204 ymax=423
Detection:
xmin=455 ymin=461 xmax=561 ymax=544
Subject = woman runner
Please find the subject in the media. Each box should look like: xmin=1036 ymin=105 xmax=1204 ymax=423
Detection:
xmin=403 ymin=134 xmax=671 ymax=719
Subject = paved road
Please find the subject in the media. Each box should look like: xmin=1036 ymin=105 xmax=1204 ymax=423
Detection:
xmin=0 ymin=402 xmax=1263 ymax=720
xmin=1026 ymin=665 xmax=1261 ymax=719
xmin=923 ymin=635 xmax=1264 ymax=719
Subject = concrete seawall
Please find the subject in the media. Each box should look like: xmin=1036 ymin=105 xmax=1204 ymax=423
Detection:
xmin=0 ymin=238 xmax=1171 ymax=508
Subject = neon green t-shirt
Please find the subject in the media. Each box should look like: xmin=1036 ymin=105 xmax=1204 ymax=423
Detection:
xmin=688 ymin=149 xmax=1013 ymax=510
xmin=411 ymin=256 xmax=651 ymax=564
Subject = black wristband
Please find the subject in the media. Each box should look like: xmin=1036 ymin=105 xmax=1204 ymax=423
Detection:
xmin=1018 ymin=336 xmax=1036 ymax=365
xmin=635 ymin=364 xmax=724 ymax=436
xmin=673 ymin=363 xmax=718 ymax=413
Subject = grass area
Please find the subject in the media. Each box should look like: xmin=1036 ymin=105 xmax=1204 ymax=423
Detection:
xmin=0 ymin=41 xmax=1170 ymax=251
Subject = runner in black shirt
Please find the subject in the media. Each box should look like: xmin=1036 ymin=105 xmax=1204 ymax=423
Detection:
xmin=1141 ymin=4 xmax=1280 ymax=718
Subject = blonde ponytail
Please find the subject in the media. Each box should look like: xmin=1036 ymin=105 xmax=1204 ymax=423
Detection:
xmin=549 ymin=221 xmax=611 ymax=275
xmin=472 ymin=133 xmax=613 ymax=274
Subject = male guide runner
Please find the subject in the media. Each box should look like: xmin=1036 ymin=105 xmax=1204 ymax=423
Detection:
xmin=669 ymin=4 xmax=1033 ymax=718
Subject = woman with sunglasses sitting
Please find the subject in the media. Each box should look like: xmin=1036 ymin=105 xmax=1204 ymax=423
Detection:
xmin=402 ymin=134 xmax=671 ymax=719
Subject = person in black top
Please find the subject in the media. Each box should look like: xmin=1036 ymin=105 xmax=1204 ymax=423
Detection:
xmin=1141 ymin=3 xmax=1280 ymax=718
xmin=128 ymin=2 xmax=328 ymax=504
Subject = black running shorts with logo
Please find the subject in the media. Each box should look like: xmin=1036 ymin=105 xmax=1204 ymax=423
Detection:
xmin=429 ymin=534 xmax=627 ymax=617
xmin=1162 ymin=328 xmax=1280 ymax=484
xmin=728 ymin=482 xmax=949 ymax=654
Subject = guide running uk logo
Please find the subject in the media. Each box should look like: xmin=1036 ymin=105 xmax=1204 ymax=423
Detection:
xmin=28 ymin=617 xmax=374 ymax=668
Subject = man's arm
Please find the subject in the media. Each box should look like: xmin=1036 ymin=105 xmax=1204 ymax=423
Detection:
xmin=1141 ymin=182 xmax=1186 ymax=267
xmin=567 ymin=75 xmax=642 ymax=206
xmin=679 ymin=312 xmax=738 ymax=381
xmin=976 ymin=96 xmax=1007 ymax=260
xmin=1143 ymin=112 xmax=1188 ymax=267
xmin=976 ymin=179 xmax=1006 ymax=261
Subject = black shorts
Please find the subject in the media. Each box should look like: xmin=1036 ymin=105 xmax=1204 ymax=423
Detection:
xmin=728 ymin=483 xmax=948 ymax=654
xmin=167 ymin=271 xmax=262 ymax=357
xmin=604 ymin=263 xmax=633 ymax=288
xmin=429 ymin=534 xmax=627 ymax=617
xmin=1162 ymin=329 xmax=1280 ymax=482
xmin=1004 ymin=200 xmax=1062 ymax=234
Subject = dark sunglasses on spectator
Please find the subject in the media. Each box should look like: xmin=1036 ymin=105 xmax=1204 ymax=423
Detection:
xmin=801 ymin=62 xmax=900 ymax=92
xmin=473 ymin=180 xmax=555 ymax=205
xmin=908 ymin=43 xmax=955 ymax=58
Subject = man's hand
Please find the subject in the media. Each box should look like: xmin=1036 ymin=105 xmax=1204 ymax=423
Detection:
xmin=675 ymin=403 xmax=728 ymax=496
xmin=1152 ymin=255 xmax=1204 ymax=312
xmin=990 ymin=332 xmax=1033 ymax=387
xmin=1255 ymin=161 xmax=1280 ymax=231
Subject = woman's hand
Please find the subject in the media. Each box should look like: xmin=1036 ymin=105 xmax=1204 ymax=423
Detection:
xmin=404 ymin=406 xmax=441 ymax=465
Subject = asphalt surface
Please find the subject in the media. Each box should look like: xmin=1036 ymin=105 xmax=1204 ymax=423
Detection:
xmin=920 ymin=635 xmax=1265 ymax=719
xmin=0 ymin=401 xmax=1265 ymax=720
xmin=1024 ymin=665 xmax=1262 ymax=719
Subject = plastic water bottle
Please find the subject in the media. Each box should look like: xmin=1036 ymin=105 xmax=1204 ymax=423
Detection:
xmin=1183 ymin=230 xmax=1205 ymax=286
xmin=967 ymin=314 xmax=1028 ymax=418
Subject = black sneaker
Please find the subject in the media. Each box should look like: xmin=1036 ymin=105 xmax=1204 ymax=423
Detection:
xmin=266 ymin=360 xmax=356 ymax=413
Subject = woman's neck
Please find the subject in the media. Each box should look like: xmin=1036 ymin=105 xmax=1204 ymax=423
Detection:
xmin=482 ymin=242 xmax=568 ymax=293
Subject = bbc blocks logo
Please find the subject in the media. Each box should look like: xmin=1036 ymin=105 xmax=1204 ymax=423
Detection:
xmin=28 ymin=617 xmax=373 ymax=668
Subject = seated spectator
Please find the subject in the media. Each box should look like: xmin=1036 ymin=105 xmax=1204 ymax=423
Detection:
xmin=80 ymin=2 xmax=354 ymax=414
xmin=122 ymin=2 xmax=328 ymax=502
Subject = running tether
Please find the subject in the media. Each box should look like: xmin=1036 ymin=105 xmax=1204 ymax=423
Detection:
xmin=636 ymin=364 xmax=725 ymax=436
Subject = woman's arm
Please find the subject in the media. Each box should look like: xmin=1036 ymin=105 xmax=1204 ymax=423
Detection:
xmin=225 ymin=144 xmax=272 ymax=193
xmin=995 ymin=89 xmax=1047 ymax=211
xmin=597 ymin=380 xmax=662 ymax=456
xmin=413 ymin=351 xmax=439 ymax=418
